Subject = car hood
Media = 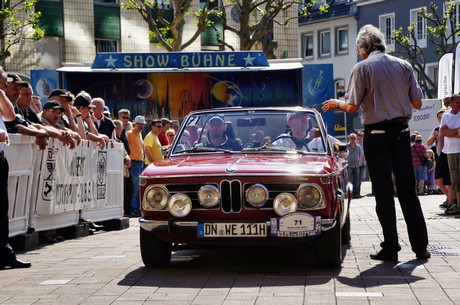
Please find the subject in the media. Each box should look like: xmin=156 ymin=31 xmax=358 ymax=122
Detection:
xmin=142 ymin=153 xmax=338 ymax=177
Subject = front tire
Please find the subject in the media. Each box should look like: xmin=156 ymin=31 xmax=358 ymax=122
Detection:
xmin=140 ymin=227 xmax=172 ymax=267
xmin=315 ymin=218 xmax=342 ymax=267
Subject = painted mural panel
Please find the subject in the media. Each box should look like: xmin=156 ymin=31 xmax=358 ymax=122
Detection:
xmin=54 ymin=70 xmax=302 ymax=120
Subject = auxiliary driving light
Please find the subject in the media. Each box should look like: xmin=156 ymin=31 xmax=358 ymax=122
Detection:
xmin=168 ymin=193 xmax=192 ymax=217
xmin=246 ymin=184 xmax=269 ymax=207
xmin=273 ymin=193 xmax=297 ymax=216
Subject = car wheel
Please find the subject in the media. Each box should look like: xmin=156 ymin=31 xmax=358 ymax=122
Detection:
xmin=315 ymin=218 xmax=342 ymax=267
xmin=140 ymin=227 xmax=172 ymax=267
xmin=341 ymin=212 xmax=351 ymax=244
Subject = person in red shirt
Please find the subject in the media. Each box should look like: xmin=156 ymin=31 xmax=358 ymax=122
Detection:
xmin=158 ymin=118 xmax=171 ymax=146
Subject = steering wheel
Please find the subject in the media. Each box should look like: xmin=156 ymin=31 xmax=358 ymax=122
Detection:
xmin=271 ymin=135 xmax=310 ymax=151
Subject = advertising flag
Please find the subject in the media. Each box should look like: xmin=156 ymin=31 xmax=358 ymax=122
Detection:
xmin=439 ymin=52 xmax=453 ymax=98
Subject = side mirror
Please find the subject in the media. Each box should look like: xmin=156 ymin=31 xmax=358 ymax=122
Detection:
xmin=334 ymin=142 xmax=349 ymax=159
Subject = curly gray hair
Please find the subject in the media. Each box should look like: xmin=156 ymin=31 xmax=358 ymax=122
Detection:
xmin=356 ymin=24 xmax=386 ymax=55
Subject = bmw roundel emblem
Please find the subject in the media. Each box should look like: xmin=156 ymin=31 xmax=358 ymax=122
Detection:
xmin=226 ymin=166 xmax=237 ymax=173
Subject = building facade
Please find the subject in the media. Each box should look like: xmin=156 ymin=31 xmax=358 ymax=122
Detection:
xmin=298 ymin=0 xmax=358 ymax=100
xmin=4 ymin=0 xmax=299 ymax=76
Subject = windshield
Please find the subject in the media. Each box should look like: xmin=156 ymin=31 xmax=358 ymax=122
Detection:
xmin=171 ymin=109 xmax=337 ymax=155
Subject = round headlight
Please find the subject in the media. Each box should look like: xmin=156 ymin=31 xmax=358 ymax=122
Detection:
xmin=168 ymin=193 xmax=192 ymax=217
xmin=143 ymin=185 xmax=169 ymax=211
xmin=246 ymin=184 xmax=268 ymax=207
xmin=296 ymin=184 xmax=322 ymax=209
xmin=273 ymin=193 xmax=297 ymax=216
xmin=198 ymin=185 xmax=220 ymax=208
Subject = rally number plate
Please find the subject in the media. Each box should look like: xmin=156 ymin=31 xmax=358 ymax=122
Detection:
xmin=270 ymin=212 xmax=321 ymax=237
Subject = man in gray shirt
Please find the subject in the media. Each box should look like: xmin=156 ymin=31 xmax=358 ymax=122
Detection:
xmin=322 ymin=24 xmax=430 ymax=262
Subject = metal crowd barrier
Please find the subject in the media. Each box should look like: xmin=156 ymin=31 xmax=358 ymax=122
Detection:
xmin=6 ymin=135 xmax=124 ymax=237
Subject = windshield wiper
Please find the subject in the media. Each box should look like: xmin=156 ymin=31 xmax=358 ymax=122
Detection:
xmin=176 ymin=146 xmax=233 ymax=154
xmin=242 ymin=146 xmax=309 ymax=154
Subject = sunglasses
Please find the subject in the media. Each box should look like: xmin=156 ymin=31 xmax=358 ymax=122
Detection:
xmin=122 ymin=116 xmax=130 ymax=119
xmin=154 ymin=125 xmax=162 ymax=128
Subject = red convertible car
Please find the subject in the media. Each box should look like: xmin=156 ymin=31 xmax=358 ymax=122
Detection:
xmin=139 ymin=107 xmax=351 ymax=267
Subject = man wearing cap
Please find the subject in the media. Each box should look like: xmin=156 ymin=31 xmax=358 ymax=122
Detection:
xmin=127 ymin=115 xmax=147 ymax=216
xmin=5 ymin=74 xmax=28 ymax=104
xmin=41 ymin=101 xmax=81 ymax=148
xmin=103 ymin=106 xmax=111 ymax=118
xmin=272 ymin=112 xmax=312 ymax=150
xmin=91 ymin=97 xmax=115 ymax=139
xmin=200 ymin=114 xmax=242 ymax=151
xmin=144 ymin=119 xmax=164 ymax=166
xmin=48 ymin=89 xmax=78 ymax=133
xmin=0 ymin=67 xmax=31 ymax=269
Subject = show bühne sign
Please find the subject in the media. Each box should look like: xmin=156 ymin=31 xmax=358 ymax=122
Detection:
xmin=91 ymin=51 xmax=270 ymax=70
xmin=35 ymin=139 xmax=108 ymax=215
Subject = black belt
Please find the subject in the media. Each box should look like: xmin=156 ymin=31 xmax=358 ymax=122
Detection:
xmin=384 ymin=117 xmax=409 ymax=124
xmin=365 ymin=117 xmax=409 ymax=130
xmin=131 ymin=160 xmax=144 ymax=162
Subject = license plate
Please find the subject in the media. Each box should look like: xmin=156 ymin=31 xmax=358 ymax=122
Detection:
xmin=197 ymin=222 xmax=267 ymax=237
xmin=270 ymin=212 xmax=321 ymax=237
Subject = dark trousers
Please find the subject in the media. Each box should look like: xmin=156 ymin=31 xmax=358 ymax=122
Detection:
xmin=124 ymin=174 xmax=134 ymax=215
xmin=0 ymin=153 xmax=13 ymax=259
xmin=364 ymin=122 xmax=428 ymax=253
xmin=347 ymin=166 xmax=362 ymax=197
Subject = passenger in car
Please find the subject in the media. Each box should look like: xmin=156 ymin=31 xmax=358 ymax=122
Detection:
xmin=244 ymin=130 xmax=265 ymax=148
xmin=198 ymin=114 xmax=242 ymax=151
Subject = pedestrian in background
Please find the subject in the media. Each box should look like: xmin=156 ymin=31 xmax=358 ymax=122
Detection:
xmin=411 ymin=134 xmax=429 ymax=195
xmin=322 ymin=24 xmax=430 ymax=261
xmin=127 ymin=115 xmax=146 ymax=217
xmin=347 ymin=133 xmax=364 ymax=198
xmin=439 ymin=94 xmax=460 ymax=215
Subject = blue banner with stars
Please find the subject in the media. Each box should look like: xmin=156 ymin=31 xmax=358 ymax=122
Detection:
xmin=91 ymin=52 xmax=269 ymax=69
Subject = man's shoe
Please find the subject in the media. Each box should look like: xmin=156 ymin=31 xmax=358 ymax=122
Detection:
xmin=416 ymin=249 xmax=431 ymax=259
xmin=370 ymin=250 xmax=398 ymax=262
xmin=0 ymin=257 xmax=31 ymax=269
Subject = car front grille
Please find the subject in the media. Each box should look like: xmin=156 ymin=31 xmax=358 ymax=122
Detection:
xmin=221 ymin=180 xmax=242 ymax=213
xmin=163 ymin=181 xmax=304 ymax=213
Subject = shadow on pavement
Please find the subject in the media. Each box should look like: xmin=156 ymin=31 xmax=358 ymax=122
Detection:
xmin=118 ymin=244 xmax=352 ymax=288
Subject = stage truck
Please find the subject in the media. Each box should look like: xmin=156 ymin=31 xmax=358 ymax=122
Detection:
xmin=31 ymin=51 xmax=343 ymax=135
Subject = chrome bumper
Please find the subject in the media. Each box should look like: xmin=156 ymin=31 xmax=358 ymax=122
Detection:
xmin=139 ymin=217 xmax=337 ymax=232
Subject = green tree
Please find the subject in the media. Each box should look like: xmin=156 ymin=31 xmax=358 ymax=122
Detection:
xmin=123 ymin=0 xmax=215 ymax=52
xmin=217 ymin=0 xmax=328 ymax=54
xmin=392 ymin=1 xmax=458 ymax=98
xmin=123 ymin=0 xmax=327 ymax=55
xmin=0 ymin=0 xmax=43 ymax=66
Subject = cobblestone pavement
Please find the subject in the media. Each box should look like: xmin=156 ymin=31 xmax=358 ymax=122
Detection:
xmin=1 ymin=182 xmax=459 ymax=305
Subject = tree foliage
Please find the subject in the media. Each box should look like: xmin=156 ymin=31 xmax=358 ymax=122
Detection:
xmin=392 ymin=1 xmax=458 ymax=98
xmin=0 ymin=0 xmax=43 ymax=66
xmin=218 ymin=0 xmax=328 ymax=54
xmin=123 ymin=0 xmax=216 ymax=51
xmin=123 ymin=0 xmax=328 ymax=55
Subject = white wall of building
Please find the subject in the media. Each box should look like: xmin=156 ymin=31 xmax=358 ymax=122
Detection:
xmin=299 ymin=16 xmax=358 ymax=93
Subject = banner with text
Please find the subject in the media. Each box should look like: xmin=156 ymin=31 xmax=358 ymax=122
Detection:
xmin=35 ymin=139 xmax=109 ymax=215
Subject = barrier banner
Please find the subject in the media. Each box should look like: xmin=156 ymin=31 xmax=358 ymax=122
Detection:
xmin=35 ymin=139 xmax=108 ymax=215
